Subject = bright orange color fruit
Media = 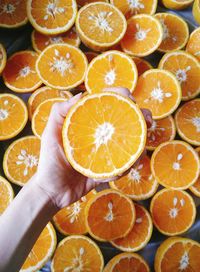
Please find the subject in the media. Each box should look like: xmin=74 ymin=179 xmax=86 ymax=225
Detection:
xmin=161 ymin=0 xmax=194 ymax=10
xmin=190 ymin=147 xmax=200 ymax=197
xmin=0 ymin=176 xmax=14 ymax=215
xmin=186 ymin=27 xmax=200 ymax=62
xmin=77 ymin=0 xmax=109 ymax=7
xmin=133 ymin=57 xmax=153 ymax=76
xmin=0 ymin=43 xmax=6 ymax=74
xmin=193 ymin=0 xmax=200 ymax=24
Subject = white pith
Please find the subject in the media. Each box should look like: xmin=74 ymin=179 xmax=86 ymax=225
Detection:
xmin=88 ymin=11 xmax=113 ymax=33
xmin=127 ymin=0 xmax=145 ymax=11
xmin=67 ymin=202 xmax=81 ymax=224
xmin=105 ymin=202 xmax=114 ymax=222
xmin=94 ymin=122 xmax=115 ymax=150
xmin=135 ymin=23 xmax=151 ymax=41
xmin=175 ymin=66 xmax=191 ymax=84
xmin=16 ymin=149 xmax=38 ymax=176
xmin=49 ymin=49 xmax=74 ymax=76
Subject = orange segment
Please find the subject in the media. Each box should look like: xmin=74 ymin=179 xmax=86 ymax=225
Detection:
xmin=36 ymin=44 xmax=88 ymax=90
xmin=51 ymin=235 xmax=104 ymax=272
xmin=0 ymin=43 xmax=6 ymax=74
xmin=193 ymin=0 xmax=200 ymax=24
xmin=77 ymin=0 xmax=109 ymax=7
xmin=0 ymin=176 xmax=14 ymax=215
xmin=151 ymin=140 xmax=200 ymax=190
xmin=133 ymin=57 xmax=153 ymax=76
xmin=161 ymin=0 xmax=194 ymax=10
xmin=0 ymin=93 xmax=28 ymax=141
xmin=3 ymin=51 xmax=42 ymax=93
xmin=134 ymin=69 xmax=181 ymax=119
xmin=190 ymin=147 xmax=200 ymax=197
xmin=85 ymin=51 xmax=138 ymax=94
xmin=186 ymin=27 xmax=200 ymax=62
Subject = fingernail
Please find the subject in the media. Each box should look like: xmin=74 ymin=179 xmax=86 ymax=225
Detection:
xmin=128 ymin=94 xmax=136 ymax=102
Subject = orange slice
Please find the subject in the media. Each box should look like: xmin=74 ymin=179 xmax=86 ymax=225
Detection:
xmin=134 ymin=69 xmax=181 ymax=120
xmin=151 ymin=140 xmax=200 ymax=190
xmin=53 ymin=190 xmax=96 ymax=235
xmin=146 ymin=116 xmax=176 ymax=151
xmin=21 ymin=223 xmax=57 ymax=272
xmin=0 ymin=176 xmax=14 ymax=215
xmin=175 ymin=99 xmax=200 ymax=146
xmin=110 ymin=155 xmax=158 ymax=201
xmin=186 ymin=27 xmax=200 ymax=62
xmin=111 ymin=204 xmax=153 ymax=252
xmin=154 ymin=237 xmax=200 ymax=272
xmin=121 ymin=14 xmax=163 ymax=57
xmin=51 ymin=235 xmax=104 ymax=272
xmin=85 ymin=50 xmax=138 ymax=94
xmin=3 ymin=51 xmax=42 ymax=93
xmin=104 ymin=252 xmax=150 ymax=272
xmin=0 ymin=43 xmax=6 ymax=74
xmin=0 ymin=93 xmax=28 ymax=141
xmin=27 ymin=0 xmax=77 ymax=35
xmin=155 ymin=13 xmax=189 ymax=53
xmin=62 ymin=92 xmax=146 ymax=179
xmin=76 ymin=2 xmax=127 ymax=51
xmin=161 ymin=0 xmax=194 ymax=10
xmin=36 ymin=44 xmax=88 ymax=90
xmin=77 ymin=0 xmax=109 ymax=7
xmin=85 ymin=189 xmax=135 ymax=241
xmin=133 ymin=57 xmax=153 ymax=76
xmin=3 ymin=136 xmax=40 ymax=186
xmin=0 ymin=0 xmax=28 ymax=28
xmin=159 ymin=50 xmax=200 ymax=101
xmin=193 ymin=0 xmax=200 ymax=24
xmin=190 ymin=147 xmax=200 ymax=197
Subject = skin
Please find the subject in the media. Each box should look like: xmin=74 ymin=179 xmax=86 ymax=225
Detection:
xmin=0 ymin=88 xmax=152 ymax=272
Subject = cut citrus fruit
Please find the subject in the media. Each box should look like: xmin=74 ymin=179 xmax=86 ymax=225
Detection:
xmin=36 ymin=44 xmax=88 ymax=90
xmin=161 ymin=0 xmax=194 ymax=10
xmin=133 ymin=57 xmax=153 ymax=76
xmin=151 ymin=140 xmax=200 ymax=190
xmin=3 ymin=51 xmax=42 ymax=93
xmin=121 ymin=14 xmax=163 ymax=57
xmin=76 ymin=2 xmax=127 ymax=51
xmin=154 ymin=237 xmax=200 ymax=272
xmin=175 ymin=99 xmax=200 ymax=146
xmin=110 ymin=155 xmax=158 ymax=201
xmin=21 ymin=223 xmax=57 ymax=272
xmin=186 ymin=27 xmax=200 ymax=62
xmin=0 ymin=43 xmax=6 ymax=74
xmin=159 ymin=50 xmax=200 ymax=101
xmin=62 ymin=92 xmax=146 ymax=179
xmin=85 ymin=189 xmax=135 ymax=241
xmin=0 ymin=0 xmax=28 ymax=28
xmin=3 ymin=136 xmax=40 ymax=186
xmin=85 ymin=50 xmax=138 ymax=94
xmin=190 ymin=147 xmax=200 ymax=197
xmin=0 ymin=93 xmax=28 ymax=141
xmin=111 ymin=204 xmax=153 ymax=252
xmin=134 ymin=69 xmax=181 ymax=120
xmin=77 ymin=0 xmax=109 ymax=7
xmin=51 ymin=235 xmax=104 ymax=272
xmin=146 ymin=116 xmax=176 ymax=151
xmin=0 ymin=176 xmax=14 ymax=215
xmin=193 ymin=0 xmax=200 ymax=24
xmin=155 ymin=13 xmax=189 ymax=53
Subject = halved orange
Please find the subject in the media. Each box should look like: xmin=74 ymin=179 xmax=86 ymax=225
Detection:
xmin=186 ymin=27 xmax=200 ymax=62
xmin=159 ymin=50 xmax=200 ymax=101
xmin=3 ymin=136 xmax=40 ymax=186
xmin=3 ymin=51 xmax=42 ymax=93
xmin=0 ymin=0 xmax=28 ymax=28
xmin=51 ymin=235 xmax=104 ymax=272
xmin=155 ymin=13 xmax=189 ymax=53
xmin=0 ymin=93 xmax=28 ymax=141
xmin=36 ymin=44 xmax=88 ymax=90
xmin=0 ymin=43 xmax=6 ymax=74
xmin=133 ymin=57 xmax=153 ymax=76
xmin=0 ymin=176 xmax=14 ymax=215
xmin=146 ymin=115 xmax=176 ymax=151
xmin=190 ymin=147 xmax=200 ymax=197
xmin=175 ymin=99 xmax=200 ymax=146
xmin=121 ymin=14 xmax=163 ymax=57
xmin=62 ymin=92 xmax=146 ymax=179
xmin=110 ymin=155 xmax=158 ymax=201
xmin=85 ymin=50 xmax=138 ymax=94
xmin=151 ymin=140 xmax=200 ymax=190
xmin=111 ymin=204 xmax=153 ymax=252
xmin=21 ymin=223 xmax=57 ymax=272
xmin=85 ymin=189 xmax=135 ymax=241
xmin=77 ymin=0 xmax=109 ymax=7
xmin=76 ymin=2 xmax=127 ymax=51
xmin=161 ymin=0 xmax=194 ymax=10
xmin=193 ymin=0 xmax=200 ymax=24
xmin=154 ymin=237 xmax=200 ymax=272
xmin=133 ymin=69 xmax=181 ymax=120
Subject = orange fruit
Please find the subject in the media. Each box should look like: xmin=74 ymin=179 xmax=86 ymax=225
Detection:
xmin=27 ymin=0 xmax=77 ymax=35
xmin=159 ymin=50 xmax=200 ymax=101
xmin=146 ymin=115 xmax=176 ymax=151
xmin=85 ymin=50 xmax=138 ymax=94
xmin=154 ymin=237 xmax=200 ymax=272
xmin=175 ymin=99 xmax=200 ymax=146
xmin=3 ymin=51 xmax=42 ymax=93
xmin=133 ymin=57 xmax=153 ymax=76
xmin=21 ymin=223 xmax=57 ymax=272
xmin=104 ymin=252 xmax=150 ymax=272
xmin=0 ymin=176 xmax=14 ymax=215
xmin=161 ymin=0 xmax=194 ymax=10
xmin=121 ymin=14 xmax=163 ymax=57
xmin=111 ymin=204 xmax=153 ymax=252
xmin=186 ymin=27 xmax=200 ymax=62
xmin=36 ymin=44 xmax=88 ymax=90
xmin=0 ymin=93 xmax=28 ymax=141
xmin=77 ymin=0 xmax=109 ymax=7
xmin=0 ymin=43 xmax=6 ymax=74
xmin=190 ymin=147 xmax=200 ymax=197
xmin=110 ymin=155 xmax=158 ymax=201
xmin=53 ymin=190 xmax=96 ymax=235
xmin=62 ymin=92 xmax=146 ymax=179
xmin=155 ymin=13 xmax=189 ymax=53
xmin=0 ymin=0 xmax=28 ymax=28
xmin=151 ymin=140 xmax=200 ymax=190
xmin=3 ymin=136 xmax=40 ymax=186
xmin=133 ymin=69 xmax=181 ymax=120
xmin=76 ymin=2 xmax=127 ymax=51
xmin=193 ymin=0 xmax=200 ymax=24
xmin=51 ymin=235 xmax=104 ymax=272
xmin=85 ymin=189 xmax=135 ymax=241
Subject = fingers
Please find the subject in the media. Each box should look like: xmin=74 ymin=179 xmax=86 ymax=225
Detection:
xmin=103 ymin=87 xmax=135 ymax=101
xmin=141 ymin=108 xmax=153 ymax=128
